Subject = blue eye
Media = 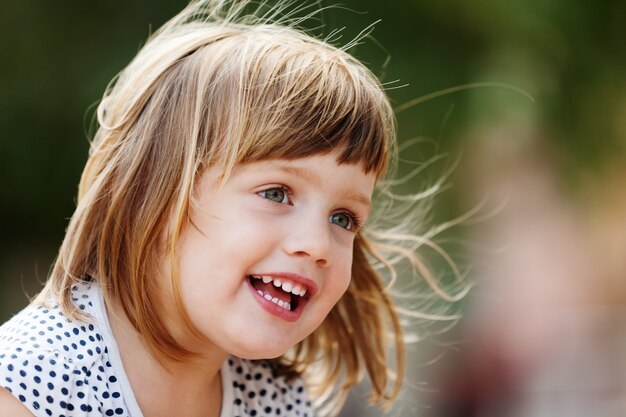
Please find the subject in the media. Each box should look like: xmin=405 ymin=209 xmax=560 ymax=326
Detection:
xmin=329 ymin=212 xmax=357 ymax=230
xmin=259 ymin=187 xmax=289 ymax=204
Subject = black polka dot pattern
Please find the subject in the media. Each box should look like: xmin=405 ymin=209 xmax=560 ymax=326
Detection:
xmin=225 ymin=358 xmax=312 ymax=417
xmin=0 ymin=284 xmax=130 ymax=416
xmin=0 ymin=283 xmax=313 ymax=416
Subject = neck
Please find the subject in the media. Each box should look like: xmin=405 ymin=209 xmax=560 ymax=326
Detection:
xmin=106 ymin=298 xmax=227 ymax=417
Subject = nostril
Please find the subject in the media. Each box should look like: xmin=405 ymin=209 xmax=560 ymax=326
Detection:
xmin=290 ymin=249 xmax=329 ymax=265
xmin=315 ymin=258 xmax=329 ymax=267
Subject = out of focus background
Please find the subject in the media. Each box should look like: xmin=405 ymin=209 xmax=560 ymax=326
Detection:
xmin=1 ymin=1 xmax=625 ymax=416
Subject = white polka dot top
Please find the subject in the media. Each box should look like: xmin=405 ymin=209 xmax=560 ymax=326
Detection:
xmin=0 ymin=283 xmax=313 ymax=417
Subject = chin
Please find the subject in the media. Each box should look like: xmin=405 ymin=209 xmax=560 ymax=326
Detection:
xmin=227 ymin=347 xmax=289 ymax=361
xmin=237 ymin=349 xmax=285 ymax=361
xmin=225 ymin=334 xmax=300 ymax=360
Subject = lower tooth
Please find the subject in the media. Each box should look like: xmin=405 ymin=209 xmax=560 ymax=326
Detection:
xmin=258 ymin=291 xmax=291 ymax=310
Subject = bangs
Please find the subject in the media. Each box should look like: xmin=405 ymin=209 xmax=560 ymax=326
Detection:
xmin=237 ymin=54 xmax=392 ymax=174
xmin=191 ymin=28 xmax=395 ymax=177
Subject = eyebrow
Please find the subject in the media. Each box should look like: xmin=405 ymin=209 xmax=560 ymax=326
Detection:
xmin=276 ymin=165 xmax=373 ymax=212
xmin=278 ymin=166 xmax=322 ymax=187
xmin=342 ymin=190 xmax=373 ymax=213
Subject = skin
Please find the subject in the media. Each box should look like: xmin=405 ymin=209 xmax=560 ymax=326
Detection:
xmin=0 ymin=388 xmax=33 ymax=417
xmin=115 ymin=152 xmax=377 ymax=416
xmin=173 ymin=152 xmax=376 ymax=357
xmin=0 ymin=152 xmax=377 ymax=416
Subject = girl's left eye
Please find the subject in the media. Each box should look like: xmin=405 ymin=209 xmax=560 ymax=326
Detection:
xmin=258 ymin=187 xmax=290 ymax=204
xmin=329 ymin=212 xmax=360 ymax=231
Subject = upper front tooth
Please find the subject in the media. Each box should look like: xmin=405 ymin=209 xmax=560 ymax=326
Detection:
xmin=255 ymin=275 xmax=307 ymax=296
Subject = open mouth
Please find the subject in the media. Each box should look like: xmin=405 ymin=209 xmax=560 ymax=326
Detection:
xmin=247 ymin=275 xmax=309 ymax=312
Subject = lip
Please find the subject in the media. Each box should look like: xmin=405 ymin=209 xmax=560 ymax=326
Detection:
xmin=245 ymin=273 xmax=317 ymax=322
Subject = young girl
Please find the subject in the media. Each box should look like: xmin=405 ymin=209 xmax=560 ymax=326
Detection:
xmin=0 ymin=1 xmax=453 ymax=416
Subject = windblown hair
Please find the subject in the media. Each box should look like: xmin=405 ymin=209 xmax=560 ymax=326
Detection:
xmin=35 ymin=1 xmax=442 ymax=415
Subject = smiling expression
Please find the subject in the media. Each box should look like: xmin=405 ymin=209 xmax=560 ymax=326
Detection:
xmin=169 ymin=152 xmax=377 ymax=359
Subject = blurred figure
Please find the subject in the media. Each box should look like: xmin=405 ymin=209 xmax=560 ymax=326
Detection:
xmin=429 ymin=125 xmax=626 ymax=417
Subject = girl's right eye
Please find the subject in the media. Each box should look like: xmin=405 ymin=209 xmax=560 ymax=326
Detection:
xmin=258 ymin=187 xmax=290 ymax=204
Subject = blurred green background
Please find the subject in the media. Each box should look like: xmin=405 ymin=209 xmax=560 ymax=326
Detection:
xmin=2 ymin=1 xmax=625 ymax=416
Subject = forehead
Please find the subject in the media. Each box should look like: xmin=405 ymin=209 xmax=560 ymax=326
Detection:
xmin=264 ymin=155 xmax=375 ymax=201
xmin=264 ymin=155 xmax=372 ymax=183
xmin=204 ymin=153 xmax=377 ymax=203
xmin=249 ymin=152 xmax=373 ymax=176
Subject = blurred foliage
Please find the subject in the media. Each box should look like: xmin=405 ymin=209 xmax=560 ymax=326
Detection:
xmin=1 ymin=0 xmax=624 ymax=309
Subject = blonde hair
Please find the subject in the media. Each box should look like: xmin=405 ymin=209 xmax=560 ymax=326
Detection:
xmin=34 ymin=1 xmax=458 ymax=415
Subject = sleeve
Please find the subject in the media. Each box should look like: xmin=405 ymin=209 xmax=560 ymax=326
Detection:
xmin=0 ymin=348 xmax=98 ymax=417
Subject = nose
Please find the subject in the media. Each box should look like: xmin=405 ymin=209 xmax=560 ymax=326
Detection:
xmin=283 ymin=216 xmax=332 ymax=267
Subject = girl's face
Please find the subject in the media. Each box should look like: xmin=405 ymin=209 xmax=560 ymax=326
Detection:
xmin=171 ymin=151 xmax=377 ymax=359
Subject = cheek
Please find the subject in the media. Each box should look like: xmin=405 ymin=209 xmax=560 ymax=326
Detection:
xmin=327 ymin=254 xmax=354 ymax=303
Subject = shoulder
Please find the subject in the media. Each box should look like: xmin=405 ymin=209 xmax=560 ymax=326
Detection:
xmin=0 ymin=286 xmax=106 ymax=370
xmin=0 ymin=284 xmax=124 ymax=416
xmin=0 ymin=386 xmax=34 ymax=417
xmin=225 ymin=356 xmax=314 ymax=417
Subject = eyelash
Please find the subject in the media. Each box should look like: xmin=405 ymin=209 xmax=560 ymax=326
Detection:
xmin=257 ymin=186 xmax=362 ymax=232
xmin=337 ymin=211 xmax=362 ymax=232
xmin=258 ymin=185 xmax=292 ymax=205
